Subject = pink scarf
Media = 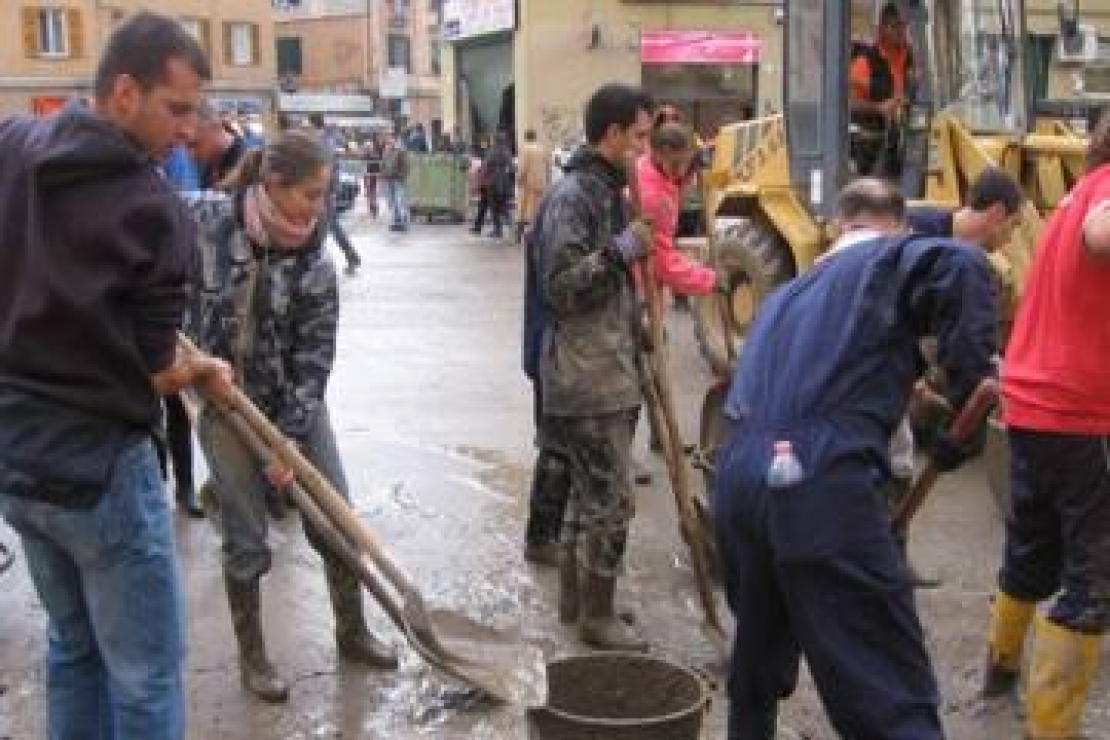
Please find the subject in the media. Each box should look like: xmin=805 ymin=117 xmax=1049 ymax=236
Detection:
xmin=243 ymin=184 xmax=318 ymax=250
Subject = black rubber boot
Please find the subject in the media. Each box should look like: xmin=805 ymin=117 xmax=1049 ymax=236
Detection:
xmin=324 ymin=561 xmax=399 ymax=669
xmin=224 ymin=573 xmax=289 ymax=703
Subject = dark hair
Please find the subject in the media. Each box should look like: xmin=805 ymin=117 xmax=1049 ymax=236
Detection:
xmin=650 ymin=122 xmax=695 ymax=152
xmin=308 ymin=113 xmax=325 ymax=129
xmin=583 ymin=84 xmax=655 ymax=145
xmin=968 ymin=167 xmax=1023 ymax=214
xmin=94 ymin=12 xmax=210 ymax=99
xmin=879 ymin=2 xmax=902 ymax=25
xmin=1087 ymin=109 xmax=1110 ymax=170
xmin=837 ymin=177 xmax=906 ymax=222
xmin=223 ymin=130 xmax=331 ymax=191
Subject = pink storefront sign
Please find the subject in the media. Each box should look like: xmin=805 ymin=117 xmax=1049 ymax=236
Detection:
xmin=641 ymin=31 xmax=762 ymax=65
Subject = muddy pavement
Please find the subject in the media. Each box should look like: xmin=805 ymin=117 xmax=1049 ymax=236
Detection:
xmin=2 ymin=213 xmax=1109 ymax=739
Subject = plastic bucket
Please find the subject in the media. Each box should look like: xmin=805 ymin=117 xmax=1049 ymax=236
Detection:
xmin=528 ymin=652 xmax=709 ymax=740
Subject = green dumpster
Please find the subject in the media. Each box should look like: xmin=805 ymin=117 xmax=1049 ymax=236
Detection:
xmin=407 ymin=152 xmax=469 ymax=223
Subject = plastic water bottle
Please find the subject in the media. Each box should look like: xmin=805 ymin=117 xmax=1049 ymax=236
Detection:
xmin=766 ymin=441 xmax=804 ymax=488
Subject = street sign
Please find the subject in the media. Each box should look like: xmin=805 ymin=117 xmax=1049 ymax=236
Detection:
xmin=443 ymin=0 xmax=515 ymax=42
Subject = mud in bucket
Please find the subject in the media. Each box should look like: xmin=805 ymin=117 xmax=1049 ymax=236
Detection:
xmin=528 ymin=652 xmax=709 ymax=740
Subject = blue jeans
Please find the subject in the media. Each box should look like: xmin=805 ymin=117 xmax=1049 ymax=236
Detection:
xmin=385 ymin=180 xmax=410 ymax=227
xmin=0 ymin=440 xmax=185 ymax=740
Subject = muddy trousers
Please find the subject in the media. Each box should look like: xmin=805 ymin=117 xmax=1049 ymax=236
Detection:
xmin=713 ymin=431 xmax=942 ymax=740
xmin=544 ymin=410 xmax=638 ymax=577
xmin=998 ymin=429 xmax=1110 ymax=632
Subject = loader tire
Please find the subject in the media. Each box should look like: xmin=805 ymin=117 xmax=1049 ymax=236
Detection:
xmin=693 ymin=217 xmax=795 ymax=376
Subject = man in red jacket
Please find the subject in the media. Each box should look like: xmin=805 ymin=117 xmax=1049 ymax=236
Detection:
xmin=981 ymin=111 xmax=1110 ymax=739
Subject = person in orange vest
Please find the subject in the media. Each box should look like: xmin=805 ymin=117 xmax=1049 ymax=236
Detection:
xmin=849 ymin=2 xmax=914 ymax=177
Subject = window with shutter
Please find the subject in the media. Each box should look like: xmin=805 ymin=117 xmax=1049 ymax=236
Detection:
xmin=22 ymin=7 xmax=39 ymax=57
xmin=35 ymin=8 xmax=69 ymax=57
xmin=66 ymin=8 xmax=83 ymax=58
xmin=227 ymin=22 xmax=257 ymax=66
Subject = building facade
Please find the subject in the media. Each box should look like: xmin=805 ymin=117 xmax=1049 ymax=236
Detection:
xmin=440 ymin=0 xmax=784 ymax=152
xmin=441 ymin=0 xmax=1110 ymax=154
xmin=274 ymin=0 xmax=442 ymax=133
xmin=0 ymin=0 xmax=277 ymax=116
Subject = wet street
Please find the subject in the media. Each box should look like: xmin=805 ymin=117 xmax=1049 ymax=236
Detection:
xmin=2 ymin=207 xmax=1109 ymax=739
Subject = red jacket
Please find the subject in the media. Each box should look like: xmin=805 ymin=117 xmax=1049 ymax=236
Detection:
xmin=636 ymin=156 xmax=716 ymax=296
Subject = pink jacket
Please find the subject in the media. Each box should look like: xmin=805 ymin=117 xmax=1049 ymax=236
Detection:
xmin=636 ymin=156 xmax=716 ymax=296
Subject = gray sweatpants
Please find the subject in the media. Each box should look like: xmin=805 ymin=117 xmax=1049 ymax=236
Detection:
xmin=197 ymin=403 xmax=350 ymax=581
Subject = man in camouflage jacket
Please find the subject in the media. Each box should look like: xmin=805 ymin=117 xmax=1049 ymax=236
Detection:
xmin=533 ymin=84 xmax=655 ymax=651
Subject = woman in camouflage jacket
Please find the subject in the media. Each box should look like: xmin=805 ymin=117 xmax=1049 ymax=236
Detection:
xmin=187 ymin=131 xmax=396 ymax=704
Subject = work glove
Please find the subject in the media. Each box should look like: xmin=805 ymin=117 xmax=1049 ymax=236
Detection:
xmin=610 ymin=220 xmax=653 ymax=265
xmin=931 ymin=422 xmax=986 ymax=473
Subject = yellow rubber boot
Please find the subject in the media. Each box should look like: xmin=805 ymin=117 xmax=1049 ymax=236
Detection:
xmin=981 ymin=591 xmax=1036 ymax=697
xmin=1026 ymin=616 xmax=1102 ymax=740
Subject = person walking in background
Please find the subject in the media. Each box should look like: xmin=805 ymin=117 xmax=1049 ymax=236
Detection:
xmin=362 ymin=133 xmax=384 ymax=218
xmin=187 ymin=132 xmax=398 ymax=704
xmin=515 ymin=128 xmax=550 ymax=243
xmin=308 ymin=113 xmax=362 ymax=272
xmin=472 ymin=131 xmax=514 ymax=240
xmin=380 ymin=131 xmax=411 ymax=233
xmin=0 ymin=14 xmax=233 ymax=739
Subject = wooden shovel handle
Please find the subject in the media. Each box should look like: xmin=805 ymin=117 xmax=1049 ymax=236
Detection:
xmin=178 ymin=334 xmax=418 ymax=598
xmin=891 ymin=378 xmax=997 ymax=536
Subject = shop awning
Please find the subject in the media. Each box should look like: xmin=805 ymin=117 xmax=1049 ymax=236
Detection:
xmin=641 ymin=31 xmax=761 ymax=65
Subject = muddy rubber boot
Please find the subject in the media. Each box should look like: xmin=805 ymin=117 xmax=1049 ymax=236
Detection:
xmin=524 ymin=542 xmax=563 ymax=567
xmin=1026 ymin=615 xmax=1101 ymax=740
xmin=577 ymin=572 xmax=647 ymax=651
xmin=325 ymin=561 xmax=399 ymax=669
xmin=558 ymin=544 xmax=579 ymax=625
xmin=224 ymin=574 xmax=289 ymax=703
xmin=981 ymin=591 xmax=1036 ymax=698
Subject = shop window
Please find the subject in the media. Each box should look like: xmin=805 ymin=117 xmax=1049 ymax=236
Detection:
xmin=225 ymin=22 xmax=260 ymax=66
xmin=388 ymin=34 xmax=411 ymax=72
xmin=277 ymin=37 xmax=303 ymax=75
xmin=22 ymin=7 xmax=83 ymax=58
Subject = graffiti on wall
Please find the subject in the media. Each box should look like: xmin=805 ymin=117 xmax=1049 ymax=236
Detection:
xmin=540 ymin=105 xmax=582 ymax=150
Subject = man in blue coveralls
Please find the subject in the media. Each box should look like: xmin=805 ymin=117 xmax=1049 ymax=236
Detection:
xmin=713 ymin=178 xmax=998 ymax=739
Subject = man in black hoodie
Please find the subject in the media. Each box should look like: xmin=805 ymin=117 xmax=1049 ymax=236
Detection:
xmin=0 ymin=14 xmax=231 ymax=740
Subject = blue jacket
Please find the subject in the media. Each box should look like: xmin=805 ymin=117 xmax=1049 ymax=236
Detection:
xmin=725 ymin=233 xmax=997 ymax=473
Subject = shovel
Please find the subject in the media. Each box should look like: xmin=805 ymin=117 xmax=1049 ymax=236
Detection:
xmin=891 ymin=378 xmax=998 ymax=538
xmin=179 ymin=338 xmax=545 ymax=704
xmin=627 ymin=168 xmax=723 ymax=634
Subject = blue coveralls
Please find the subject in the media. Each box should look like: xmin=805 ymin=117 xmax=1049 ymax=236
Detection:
xmin=714 ymin=234 xmax=997 ymax=739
